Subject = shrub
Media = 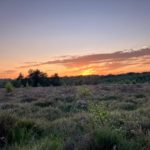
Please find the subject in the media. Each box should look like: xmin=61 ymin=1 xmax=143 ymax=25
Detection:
xmin=88 ymin=102 xmax=109 ymax=126
xmin=5 ymin=82 xmax=13 ymax=93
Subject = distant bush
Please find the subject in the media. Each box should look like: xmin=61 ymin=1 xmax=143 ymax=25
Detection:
xmin=5 ymin=82 xmax=13 ymax=93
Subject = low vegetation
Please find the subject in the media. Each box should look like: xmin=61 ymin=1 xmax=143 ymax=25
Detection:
xmin=0 ymin=84 xmax=150 ymax=149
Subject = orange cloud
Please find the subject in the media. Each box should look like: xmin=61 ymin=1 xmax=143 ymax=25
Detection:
xmin=0 ymin=48 xmax=150 ymax=78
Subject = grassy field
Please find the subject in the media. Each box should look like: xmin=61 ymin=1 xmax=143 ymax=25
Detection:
xmin=0 ymin=84 xmax=150 ymax=150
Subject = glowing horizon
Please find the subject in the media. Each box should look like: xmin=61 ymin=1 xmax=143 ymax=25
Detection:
xmin=0 ymin=48 xmax=150 ymax=79
xmin=0 ymin=0 xmax=150 ymax=78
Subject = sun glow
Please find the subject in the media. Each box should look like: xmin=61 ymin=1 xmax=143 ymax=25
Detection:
xmin=81 ymin=69 xmax=95 ymax=76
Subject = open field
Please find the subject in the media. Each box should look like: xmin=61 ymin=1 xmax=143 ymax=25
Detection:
xmin=0 ymin=84 xmax=150 ymax=150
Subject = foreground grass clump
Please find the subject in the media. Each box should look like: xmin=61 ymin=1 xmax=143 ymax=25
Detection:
xmin=0 ymin=113 xmax=44 ymax=148
xmin=93 ymin=127 xmax=138 ymax=150
xmin=0 ymin=84 xmax=149 ymax=149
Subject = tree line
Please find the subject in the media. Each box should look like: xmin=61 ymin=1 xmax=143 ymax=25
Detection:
xmin=0 ymin=70 xmax=150 ymax=88
xmin=13 ymin=69 xmax=62 ymax=87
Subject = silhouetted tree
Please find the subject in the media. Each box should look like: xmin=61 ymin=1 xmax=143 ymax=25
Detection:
xmin=28 ymin=69 xmax=49 ymax=87
xmin=13 ymin=73 xmax=25 ymax=87
xmin=50 ymin=73 xmax=61 ymax=86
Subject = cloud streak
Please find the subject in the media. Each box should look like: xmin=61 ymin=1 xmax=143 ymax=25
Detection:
xmin=19 ymin=48 xmax=150 ymax=69
xmin=1 ymin=48 xmax=148 ymax=78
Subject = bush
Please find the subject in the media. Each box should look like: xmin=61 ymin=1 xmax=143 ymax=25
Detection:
xmin=88 ymin=102 xmax=109 ymax=126
xmin=5 ymin=82 xmax=13 ymax=93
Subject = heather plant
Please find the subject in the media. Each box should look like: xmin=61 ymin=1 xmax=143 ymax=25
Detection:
xmin=76 ymin=86 xmax=92 ymax=99
xmin=0 ymin=84 xmax=149 ymax=150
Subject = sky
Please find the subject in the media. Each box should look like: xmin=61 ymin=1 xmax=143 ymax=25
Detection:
xmin=0 ymin=0 xmax=150 ymax=78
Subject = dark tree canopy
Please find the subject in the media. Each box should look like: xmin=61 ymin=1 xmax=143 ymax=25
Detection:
xmin=50 ymin=73 xmax=62 ymax=86
xmin=28 ymin=69 xmax=49 ymax=87
xmin=12 ymin=69 xmax=62 ymax=87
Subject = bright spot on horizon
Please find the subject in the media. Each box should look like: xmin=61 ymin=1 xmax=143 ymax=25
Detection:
xmin=0 ymin=0 xmax=150 ymax=78
xmin=81 ymin=69 xmax=95 ymax=76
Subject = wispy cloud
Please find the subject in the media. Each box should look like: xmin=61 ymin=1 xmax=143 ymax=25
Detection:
xmin=0 ymin=48 xmax=147 ymax=78
xmin=18 ymin=48 xmax=150 ymax=71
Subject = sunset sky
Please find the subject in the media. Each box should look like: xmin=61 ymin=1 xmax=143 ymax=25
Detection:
xmin=0 ymin=0 xmax=150 ymax=78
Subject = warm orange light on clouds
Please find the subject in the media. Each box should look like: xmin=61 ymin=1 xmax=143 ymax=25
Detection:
xmin=0 ymin=48 xmax=150 ymax=79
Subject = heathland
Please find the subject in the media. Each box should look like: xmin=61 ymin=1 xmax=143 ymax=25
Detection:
xmin=0 ymin=83 xmax=150 ymax=150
